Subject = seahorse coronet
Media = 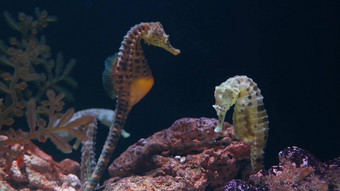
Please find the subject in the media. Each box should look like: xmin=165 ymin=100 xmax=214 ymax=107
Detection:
xmin=213 ymin=75 xmax=269 ymax=172
xmin=143 ymin=22 xmax=180 ymax=55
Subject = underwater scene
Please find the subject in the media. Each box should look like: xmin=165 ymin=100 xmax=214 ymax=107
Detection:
xmin=0 ymin=1 xmax=339 ymax=190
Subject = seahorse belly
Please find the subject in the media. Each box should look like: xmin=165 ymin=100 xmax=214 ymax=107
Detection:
xmin=129 ymin=77 xmax=154 ymax=108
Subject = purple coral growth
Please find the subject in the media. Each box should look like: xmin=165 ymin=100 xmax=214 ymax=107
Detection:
xmin=224 ymin=146 xmax=340 ymax=191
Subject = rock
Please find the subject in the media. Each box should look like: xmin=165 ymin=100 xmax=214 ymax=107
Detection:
xmin=59 ymin=158 xmax=80 ymax=176
xmin=0 ymin=140 xmax=81 ymax=191
xmin=104 ymin=175 xmax=188 ymax=190
xmin=223 ymin=146 xmax=340 ymax=191
xmin=106 ymin=118 xmax=252 ymax=191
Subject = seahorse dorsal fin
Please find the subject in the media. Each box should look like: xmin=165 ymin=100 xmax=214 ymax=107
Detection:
xmin=102 ymin=54 xmax=117 ymax=99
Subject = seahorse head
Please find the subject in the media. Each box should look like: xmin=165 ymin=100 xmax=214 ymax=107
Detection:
xmin=213 ymin=82 xmax=240 ymax=132
xmin=143 ymin=22 xmax=180 ymax=56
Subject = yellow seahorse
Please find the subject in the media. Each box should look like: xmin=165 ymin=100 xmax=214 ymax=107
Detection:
xmin=213 ymin=75 xmax=269 ymax=172
xmin=84 ymin=22 xmax=180 ymax=190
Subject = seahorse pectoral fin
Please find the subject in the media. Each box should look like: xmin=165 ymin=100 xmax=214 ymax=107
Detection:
xmin=102 ymin=54 xmax=118 ymax=99
xmin=129 ymin=77 xmax=154 ymax=108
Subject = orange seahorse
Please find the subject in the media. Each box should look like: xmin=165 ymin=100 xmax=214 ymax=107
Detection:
xmin=213 ymin=75 xmax=269 ymax=172
xmin=84 ymin=22 xmax=180 ymax=191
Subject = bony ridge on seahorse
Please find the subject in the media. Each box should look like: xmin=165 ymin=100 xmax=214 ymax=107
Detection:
xmin=213 ymin=75 xmax=269 ymax=172
xmin=84 ymin=22 xmax=180 ymax=191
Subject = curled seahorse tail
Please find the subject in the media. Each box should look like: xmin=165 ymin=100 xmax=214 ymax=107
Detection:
xmin=80 ymin=118 xmax=97 ymax=189
xmin=84 ymin=124 xmax=123 ymax=191
xmin=84 ymin=103 xmax=126 ymax=191
xmin=250 ymin=87 xmax=269 ymax=172
xmin=250 ymin=118 xmax=268 ymax=172
xmin=250 ymin=143 xmax=264 ymax=172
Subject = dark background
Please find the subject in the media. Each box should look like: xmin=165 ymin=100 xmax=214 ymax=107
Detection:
xmin=1 ymin=0 xmax=339 ymax=182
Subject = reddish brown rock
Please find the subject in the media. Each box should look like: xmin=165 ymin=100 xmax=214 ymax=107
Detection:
xmin=0 ymin=139 xmax=81 ymax=191
xmin=59 ymin=158 xmax=80 ymax=176
xmin=106 ymin=118 xmax=252 ymax=191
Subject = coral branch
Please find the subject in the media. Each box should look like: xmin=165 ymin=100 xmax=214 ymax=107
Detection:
xmin=0 ymin=8 xmax=77 ymax=130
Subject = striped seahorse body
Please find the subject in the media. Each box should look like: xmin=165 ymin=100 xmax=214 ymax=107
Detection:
xmin=84 ymin=22 xmax=180 ymax=191
xmin=213 ymin=75 xmax=269 ymax=172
